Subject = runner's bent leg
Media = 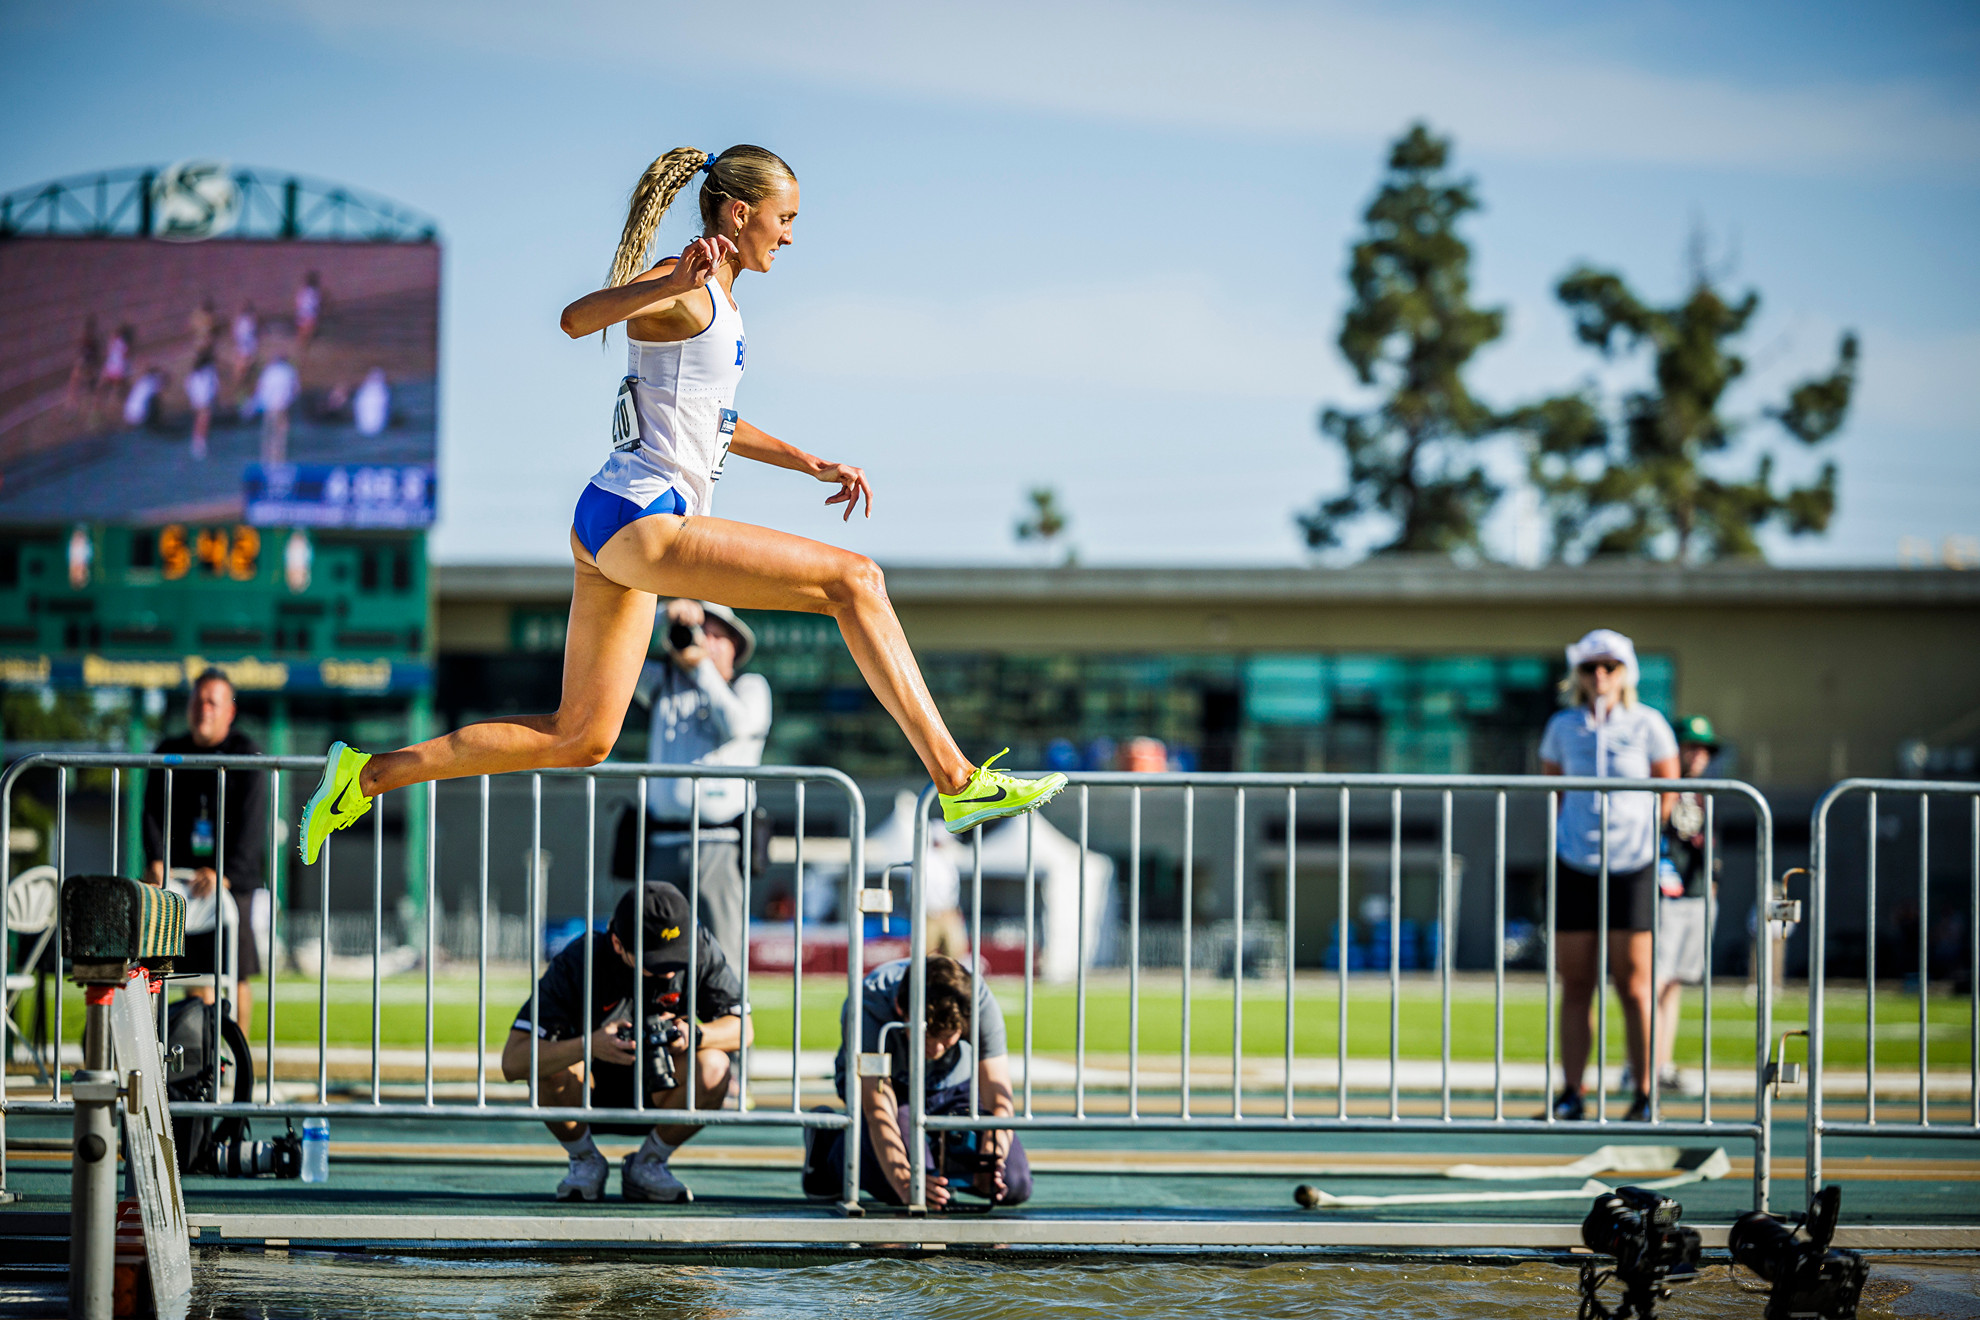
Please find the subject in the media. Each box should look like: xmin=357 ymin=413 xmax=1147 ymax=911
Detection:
xmin=359 ymin=536 xmax=655 ymax=796
xmin=595 ymin=514 xmax=974 ymax=793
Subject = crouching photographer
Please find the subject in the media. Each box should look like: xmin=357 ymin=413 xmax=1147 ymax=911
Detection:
xmin=501 ymin=880 xmax=752 ymax=1204
xmin=803 ymin=955 xmax=1030 ymax=1209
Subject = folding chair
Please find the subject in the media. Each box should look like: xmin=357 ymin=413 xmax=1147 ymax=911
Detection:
xmin=3 ymin=864 xmax=59 ymax=1084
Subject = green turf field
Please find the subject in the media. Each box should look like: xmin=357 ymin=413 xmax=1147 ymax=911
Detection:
xmin=18 ymin=968 xmax=1970 ymax=1071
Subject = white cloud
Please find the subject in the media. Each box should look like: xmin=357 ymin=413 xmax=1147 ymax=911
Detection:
xmin=221 ymin=0 xmax=1980 ymax=177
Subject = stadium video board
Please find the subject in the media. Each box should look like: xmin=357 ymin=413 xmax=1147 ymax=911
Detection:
xmin=0 ymin=236 xmax=437 ymax=528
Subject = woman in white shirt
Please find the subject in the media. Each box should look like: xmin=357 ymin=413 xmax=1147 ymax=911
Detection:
xmin=185 ymin=351 xmax=219 ymax=460
xmin=1538 ymin=628 xmax=1679 ymax=1123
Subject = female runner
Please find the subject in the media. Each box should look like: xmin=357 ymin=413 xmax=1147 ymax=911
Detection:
xmin=299 ymin=145 xmax=1063 ymax=864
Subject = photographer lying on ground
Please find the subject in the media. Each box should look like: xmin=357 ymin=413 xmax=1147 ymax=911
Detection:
xmin=502 ymin=880 xmax=752 ymax=1204
xmin=803 ymin=954 xmax=1030 ymax=1209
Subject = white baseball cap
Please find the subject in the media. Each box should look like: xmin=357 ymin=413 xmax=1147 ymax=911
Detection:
xmin=1565 ymin=628 xmax=1639 ymax=685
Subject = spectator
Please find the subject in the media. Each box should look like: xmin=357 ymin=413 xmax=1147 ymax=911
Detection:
xmin=142 ymin=669 xmax=266 ymax=1033
xmin=66 ymin=315 xmax=103 ymax=413
xmin=1648 ymin=714 xmax=1722 ymax=1097
xmin=919 ymin=813 xmax=969 ymax=960
xmin=1538 ymin=629 xmax=1679 ymax=1123
xmin=100 ymin=324 xmax=133 ymax=408
xmin=188 ymin=298 xmax=218 ymax=357
xmin=123 ymin=366 xmax=168 ymax=429
xmin=185 ymin=351 xmax=219 ymax=459
xmin=633 ymin=599 xmax=769 ymax=969
xmin=805 ymin=954 xmax=1030 ymax=1208
xmin=230 ymin=301 xmax=259 ymax=395
xmin=294 ymin=271 xmax=322 ymax=356
xmin=353 ymin=367 xmax=390 ymax=436
xmin=254 ymin=354 xmax=300 ymax=466
xmin=501 ymin=880 xmax=752 ymax=1204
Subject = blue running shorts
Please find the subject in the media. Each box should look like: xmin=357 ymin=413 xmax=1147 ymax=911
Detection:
xmin=572 ymin=482 xmax=686 ymax=558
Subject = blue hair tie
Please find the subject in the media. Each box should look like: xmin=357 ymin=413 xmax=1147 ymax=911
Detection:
xmin=701 ymin=155 xmax=718 ymax=174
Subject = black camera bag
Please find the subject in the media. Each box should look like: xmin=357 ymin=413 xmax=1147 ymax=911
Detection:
xmin=163 ymin=996 xmax=254 ymax=1175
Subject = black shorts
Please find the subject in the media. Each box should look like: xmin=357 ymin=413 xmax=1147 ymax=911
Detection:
xmin=579 ymin=1061 xmax=655 ymax=1135
xmin=576 ymin=1056 xmax=730 ymax=1135
xmin=1552 ymin=860 xmax=1656 ymax=932
xmin=180 ymin=923 xmax=261 ymax=978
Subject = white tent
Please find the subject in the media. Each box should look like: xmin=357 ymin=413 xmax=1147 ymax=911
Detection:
xmin=860 ymin=792 xmax=1112 ymax=982
xmin=865 ymin=790 xmax=965 ymax=912
xmin=973 ymin=812 xmax=1113 ymax=983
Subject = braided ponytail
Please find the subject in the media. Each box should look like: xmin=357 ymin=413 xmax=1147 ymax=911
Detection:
xmin=606 ymin=145 xmax=798 ymax=290
xmin=607 ymin=148 xmax=712 ymax=289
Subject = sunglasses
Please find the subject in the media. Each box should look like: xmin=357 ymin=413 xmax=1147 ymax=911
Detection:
xmin=1576 ymin=659 xmax=1624 ymax=675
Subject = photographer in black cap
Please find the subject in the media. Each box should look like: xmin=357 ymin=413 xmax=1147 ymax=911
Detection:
xmin=500 ymin=880 xmax=751 ymax=1204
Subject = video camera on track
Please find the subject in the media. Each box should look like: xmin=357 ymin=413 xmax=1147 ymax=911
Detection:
xmin=1729 ymin=1186 xmax=1868 ymax=1320
xmin=1577 ymin=1186 xmax=1702 ymax=1320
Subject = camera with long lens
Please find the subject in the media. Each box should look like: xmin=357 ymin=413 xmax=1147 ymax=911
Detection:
xmin=618 ymin=1014 xmax=688 ymax=1093
xmin=663 ymin=620 xmax=705 ymax=657
xmin=203 ymin=1120 xmax=302 ymax=1179
xmin=1578 ymin=1186 xmax=1702 ymax=1320
xmin=1730 ymin=1185 xmax=1867 ymax=1320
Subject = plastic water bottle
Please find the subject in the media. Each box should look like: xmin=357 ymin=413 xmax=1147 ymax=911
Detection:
xmin=301 ymin=1119 xmax=329 ymax=1183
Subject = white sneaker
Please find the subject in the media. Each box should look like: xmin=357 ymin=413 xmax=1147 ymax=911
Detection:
xmin=622 ymin=1152 xmax=692 ymax=1203
xmin=555 ymin=1151 xmax=608 ymax=1202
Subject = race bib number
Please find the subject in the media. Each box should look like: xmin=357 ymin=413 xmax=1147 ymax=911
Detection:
xmin=610 ymin=375 xmax=639 ymax=452
xmin=710 ymin=409 xmax=738 ymax=481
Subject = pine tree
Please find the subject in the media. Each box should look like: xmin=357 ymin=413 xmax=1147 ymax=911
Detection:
xmin=1298 ymin=123 xmax=1505 ymax=556
xmin=1514 ymin=247 xmax=1858 ymax=562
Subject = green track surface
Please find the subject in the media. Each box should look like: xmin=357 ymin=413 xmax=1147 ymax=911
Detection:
xmin=4 ymin=1112 xmax=1977 ymax=1227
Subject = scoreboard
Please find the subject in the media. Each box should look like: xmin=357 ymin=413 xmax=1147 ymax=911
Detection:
xmin=0 ymin=525 xmax=429 ymax=695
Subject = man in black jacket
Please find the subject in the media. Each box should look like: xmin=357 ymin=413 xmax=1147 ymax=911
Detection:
xmin=501 ymin=881 xmax=752 ymax=1204
xmin=142 ymin=667 xmax=266 ymax=1030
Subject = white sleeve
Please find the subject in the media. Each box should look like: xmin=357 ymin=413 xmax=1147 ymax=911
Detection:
xmin=1539 ymin=712 xmax=1568 ymax=765
xmin=1645 ymin=710 xmax=1679 ymax=762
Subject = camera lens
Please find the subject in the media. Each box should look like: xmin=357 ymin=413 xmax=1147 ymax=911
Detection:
xmin=1729 ymin=1210 xmax=1798 ymax=1283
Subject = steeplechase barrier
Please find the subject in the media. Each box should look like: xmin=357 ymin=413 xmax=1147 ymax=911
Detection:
xmin=0 ymin=752 xmax=869 ymax=1213
xmin=900 ymin=771 xmax=1782 ymax=1213
xmin=14 ymin=754 xmax=1970 ymax=1233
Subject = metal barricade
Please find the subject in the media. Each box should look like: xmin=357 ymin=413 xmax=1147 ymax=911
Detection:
xmin=0 ymin=752 xmax=869 ymax=1214
xmin=1806 ymin=778 xmax=1980 ymax=1200
xmin=901 ymin=771 xmax=1779 ymax=1213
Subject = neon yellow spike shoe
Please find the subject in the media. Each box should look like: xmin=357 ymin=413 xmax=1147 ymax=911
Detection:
xmin=939 ymin=749 xmax=1068 ymax=835
xmin=298 ymin=741 xmax=375 ymax=865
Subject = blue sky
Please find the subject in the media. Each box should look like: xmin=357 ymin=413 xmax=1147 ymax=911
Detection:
xmin=4 ymin=0 xmax=1976 ymax=567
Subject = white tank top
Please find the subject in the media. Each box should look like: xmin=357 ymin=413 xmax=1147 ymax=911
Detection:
xmin=589 ymin=275 xmax=745 ymax=516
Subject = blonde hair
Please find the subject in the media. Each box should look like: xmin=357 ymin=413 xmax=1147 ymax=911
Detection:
xmin=1558 ymin=673 xmax=1639 ymax=710
xmin=606 ymin=145 xmax=797 ymax=290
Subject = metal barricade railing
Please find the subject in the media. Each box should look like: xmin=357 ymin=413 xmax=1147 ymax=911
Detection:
xmin=902 ymin=771 xmax=1779 ymax=1213
xmin=0 ymin=752 xmax=869 ymax=1214
xmin=1806 ymin=778 xmax=1980 ymax=1200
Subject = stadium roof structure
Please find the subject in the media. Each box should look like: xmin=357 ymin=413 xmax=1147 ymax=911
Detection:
xmin=433 ymin=559 xmax=1980 ymax=607
xmin=0 ymin=164 xmax=439 ymax=243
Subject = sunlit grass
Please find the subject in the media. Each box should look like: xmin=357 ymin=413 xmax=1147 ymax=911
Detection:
xmin=18 ymin=969 xmax=1969 ymax=1072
